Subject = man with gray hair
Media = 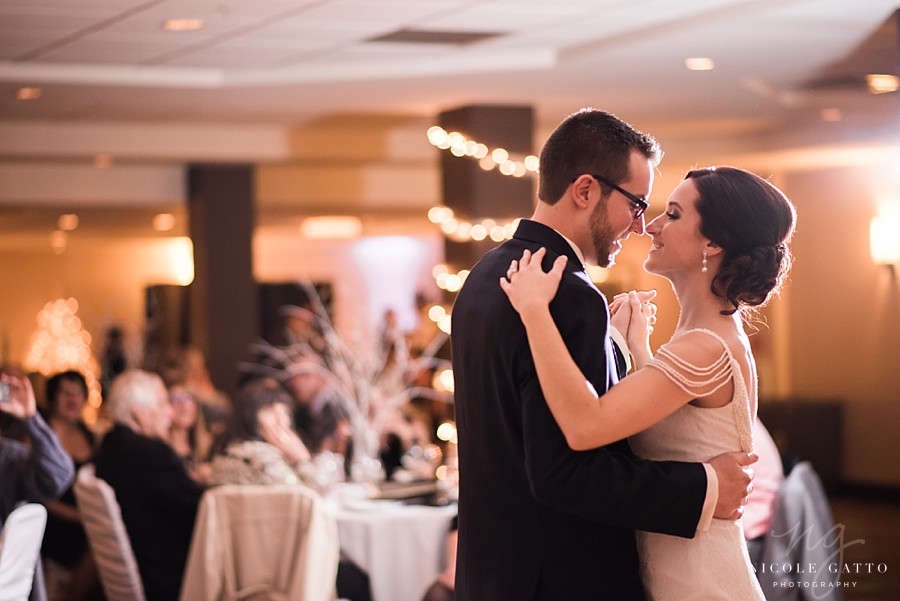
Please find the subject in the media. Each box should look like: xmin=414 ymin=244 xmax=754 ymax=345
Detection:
xmin=95 ymin=369 xmax=205 ymax=601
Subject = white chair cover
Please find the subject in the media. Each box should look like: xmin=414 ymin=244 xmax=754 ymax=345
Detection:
xmin=180 ymin=484 xmax=340 ymax=601
xmin=72 ymin=464 xmax=146 ymax=601
xmin=0 ymin=504 xmax=47 ymax=601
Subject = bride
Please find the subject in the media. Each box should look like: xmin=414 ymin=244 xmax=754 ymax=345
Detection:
xmin=501 ymin=166 xmax=795 ymax=600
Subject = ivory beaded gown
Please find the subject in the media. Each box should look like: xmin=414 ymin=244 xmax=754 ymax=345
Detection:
xmin=629 ymin=329 xmax=766 ymax=601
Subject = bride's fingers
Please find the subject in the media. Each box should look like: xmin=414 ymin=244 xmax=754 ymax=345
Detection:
xmin=548 ymin=254 xmax=567 ymax=280
xmin=527 ymin=247 xmax=547 ymax=268
xmin=520 ymin=248 xmax=533 ymax=267
xmin=507 ymin=259 xmax=518 ymax=279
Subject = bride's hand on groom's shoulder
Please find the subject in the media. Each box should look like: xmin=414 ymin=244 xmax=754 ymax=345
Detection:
xmin=500 ymin=247 xmax=567 ymax=318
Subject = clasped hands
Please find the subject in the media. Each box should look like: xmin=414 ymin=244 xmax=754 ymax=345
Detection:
xmin=501 ymin=248 xmax=658 ymax=359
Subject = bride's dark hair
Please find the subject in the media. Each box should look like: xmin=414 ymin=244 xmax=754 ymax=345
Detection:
xmin=685 ymin=166 xmax=796 ymax=315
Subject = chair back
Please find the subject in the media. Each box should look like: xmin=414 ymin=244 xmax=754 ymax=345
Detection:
xmin=73 ymin=463 xmax=146 ymax=601
xmin=757 ymin=461 xmax=844 ymax=601
xmin=0 ymin=504 xmax=47 ymax=601
xmin=180 ymin=484 xmax=340 ymax=601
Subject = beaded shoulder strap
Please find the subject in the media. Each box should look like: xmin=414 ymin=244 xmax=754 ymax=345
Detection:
xmin=647 ymin=329 xmax=733 ymax=397
xmin=647 ymin=328 xmax=755 ymax=452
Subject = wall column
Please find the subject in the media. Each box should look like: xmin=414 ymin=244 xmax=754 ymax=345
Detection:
xmin=438 ymin=105 xmax=536 ymax=271
xmin=187 ymin=164 xmax=258 ymax=398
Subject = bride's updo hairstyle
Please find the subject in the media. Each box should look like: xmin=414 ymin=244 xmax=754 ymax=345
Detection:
xmin=685 ymin=166 xmax=796 ymax=315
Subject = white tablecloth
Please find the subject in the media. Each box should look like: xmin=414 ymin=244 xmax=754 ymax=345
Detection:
xmin=329 ymin=495 xmax=457 ymax=601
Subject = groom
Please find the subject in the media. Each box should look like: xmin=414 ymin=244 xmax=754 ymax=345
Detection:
xmin=451 ymin=108 xmax=755 ymax=600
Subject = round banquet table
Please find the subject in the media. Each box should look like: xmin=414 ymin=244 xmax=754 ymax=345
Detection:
xmin=328 ymin=495 xmax=458 ymax=601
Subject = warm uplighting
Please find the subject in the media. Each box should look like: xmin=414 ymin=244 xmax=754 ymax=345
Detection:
xmin=685 ymin=57 xmax=715 ymax=71
xmin=170 ymin=237 xmax=195 ymax=285
xmin=153 ymin=212 xmax=176 ymax=232
xmin=15 ymin=86 xmax=41 ymax=100
xmin=300 ymin=216 xmax=362 ymax=240
xmin=57 ymin=213 xmax=79 ymax=231
xmin=870 ymin=207 xmax=900 ymax=267
xmin=163 ymin=18 xmax=205 ymax=31
xmin=866 ymin=73 xmax=900 ymax=95
xmin=427 ymin=205 xmax=519 ymax=243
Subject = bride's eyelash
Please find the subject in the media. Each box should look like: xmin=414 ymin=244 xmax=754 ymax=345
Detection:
xmin=665 ymin=211 xmax=679 ymax=219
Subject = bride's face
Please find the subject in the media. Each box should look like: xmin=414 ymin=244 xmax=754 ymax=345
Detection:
xmin=643 ymin=179 xmax=708 ymax=277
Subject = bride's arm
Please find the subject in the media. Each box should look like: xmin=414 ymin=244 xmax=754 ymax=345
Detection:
xmin=500 ymin=248 xmax=698 ymax=451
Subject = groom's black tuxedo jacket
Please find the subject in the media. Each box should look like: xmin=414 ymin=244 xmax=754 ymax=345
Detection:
xmin=451 ymin=220 xmax=708 ymax=600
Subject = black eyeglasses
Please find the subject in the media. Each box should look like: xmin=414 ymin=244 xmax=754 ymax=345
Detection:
xmin=592 ymin=175 xmax=649 ymax=220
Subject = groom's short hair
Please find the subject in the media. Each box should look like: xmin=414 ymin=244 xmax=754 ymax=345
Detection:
xmin=538 ymin=108 xmax=661 ymax=206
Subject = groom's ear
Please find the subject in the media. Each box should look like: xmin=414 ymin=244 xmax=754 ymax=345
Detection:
xmin=570 ymin=174 xmax=593 ymax=209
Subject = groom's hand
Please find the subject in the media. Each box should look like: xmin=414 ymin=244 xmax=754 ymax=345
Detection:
xmin=710 ymin=451 xmax=758 ymax=521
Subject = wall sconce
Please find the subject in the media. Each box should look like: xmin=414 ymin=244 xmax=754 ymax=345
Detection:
xmin=870 ymin=211 xmax=900 ymax=269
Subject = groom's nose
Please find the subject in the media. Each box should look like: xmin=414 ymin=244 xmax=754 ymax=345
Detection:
xmin=629 ymin=214 xmax=647 ymax=236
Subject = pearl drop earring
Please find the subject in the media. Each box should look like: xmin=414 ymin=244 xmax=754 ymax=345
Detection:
xmin=701 ymin=249 xmax=708 ymax=273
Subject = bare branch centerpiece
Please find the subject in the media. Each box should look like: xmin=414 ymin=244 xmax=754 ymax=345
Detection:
xmin=240 ymin=282 xmax=451 ymax=492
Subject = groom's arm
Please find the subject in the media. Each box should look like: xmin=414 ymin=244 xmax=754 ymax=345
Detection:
xmin=518 ymin=281 xmax=707 ymax=538
xmin=609 ymin=325 xmax=718 ymax=532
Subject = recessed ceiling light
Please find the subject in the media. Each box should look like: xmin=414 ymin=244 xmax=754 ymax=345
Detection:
xmin=819 ymin=108 xmax=843 ymax=122
xmin=57 ymin=214 xmax=79 ymax=231
xmin=153 ymin=213 xmax=176 ymax=232
xmin=866 ymin=74 xmax=899 ymax=94
xmin=15 ymin=87 xmax=41 ymax=100
xmin=685 ymin=57 xmax=715 ymax=71
xmin=163 ymin=18 xmax=205 ymax=32
xmin=93 ymin=154 xmax=113 ymax=168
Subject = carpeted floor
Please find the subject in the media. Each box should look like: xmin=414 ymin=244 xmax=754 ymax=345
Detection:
xmin=827 ymin=494 xmax=900 ymax=600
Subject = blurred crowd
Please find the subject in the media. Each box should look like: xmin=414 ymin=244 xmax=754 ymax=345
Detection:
xmin=0 ymin=298 xmax=455 ymax=601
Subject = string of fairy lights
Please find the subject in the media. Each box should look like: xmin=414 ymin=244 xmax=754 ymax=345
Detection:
xmin=426 ymin=125 xmax=534 ymax=292
xmin=425 ymin=124 xmax=534 ymax=246
xmin=426 ymin=125 xmax=536 ymax=292
xmin=426 ymin=125 xmax=540 ymax=178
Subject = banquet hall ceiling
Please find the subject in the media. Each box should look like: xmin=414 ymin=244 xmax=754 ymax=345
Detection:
xmin=0 ymin=0 xmax=898 ymax=129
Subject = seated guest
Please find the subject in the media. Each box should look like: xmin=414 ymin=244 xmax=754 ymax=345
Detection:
xmin=280 ymin=359 xmax=349 ymax=455
xmin=94 ymin=369 xmax=205 ymax=601
xmin=166 ymin=383 xmax=212 ymax=484
xmin=210 ymin=378 xmax=372 ymax=601
xmin=0 ymin=367 xmax=74 ymax=601
xmin=40 ymin=370 xmax=102 ymax=601
xmin=209 ymin=377 xmax=316 ymax=488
